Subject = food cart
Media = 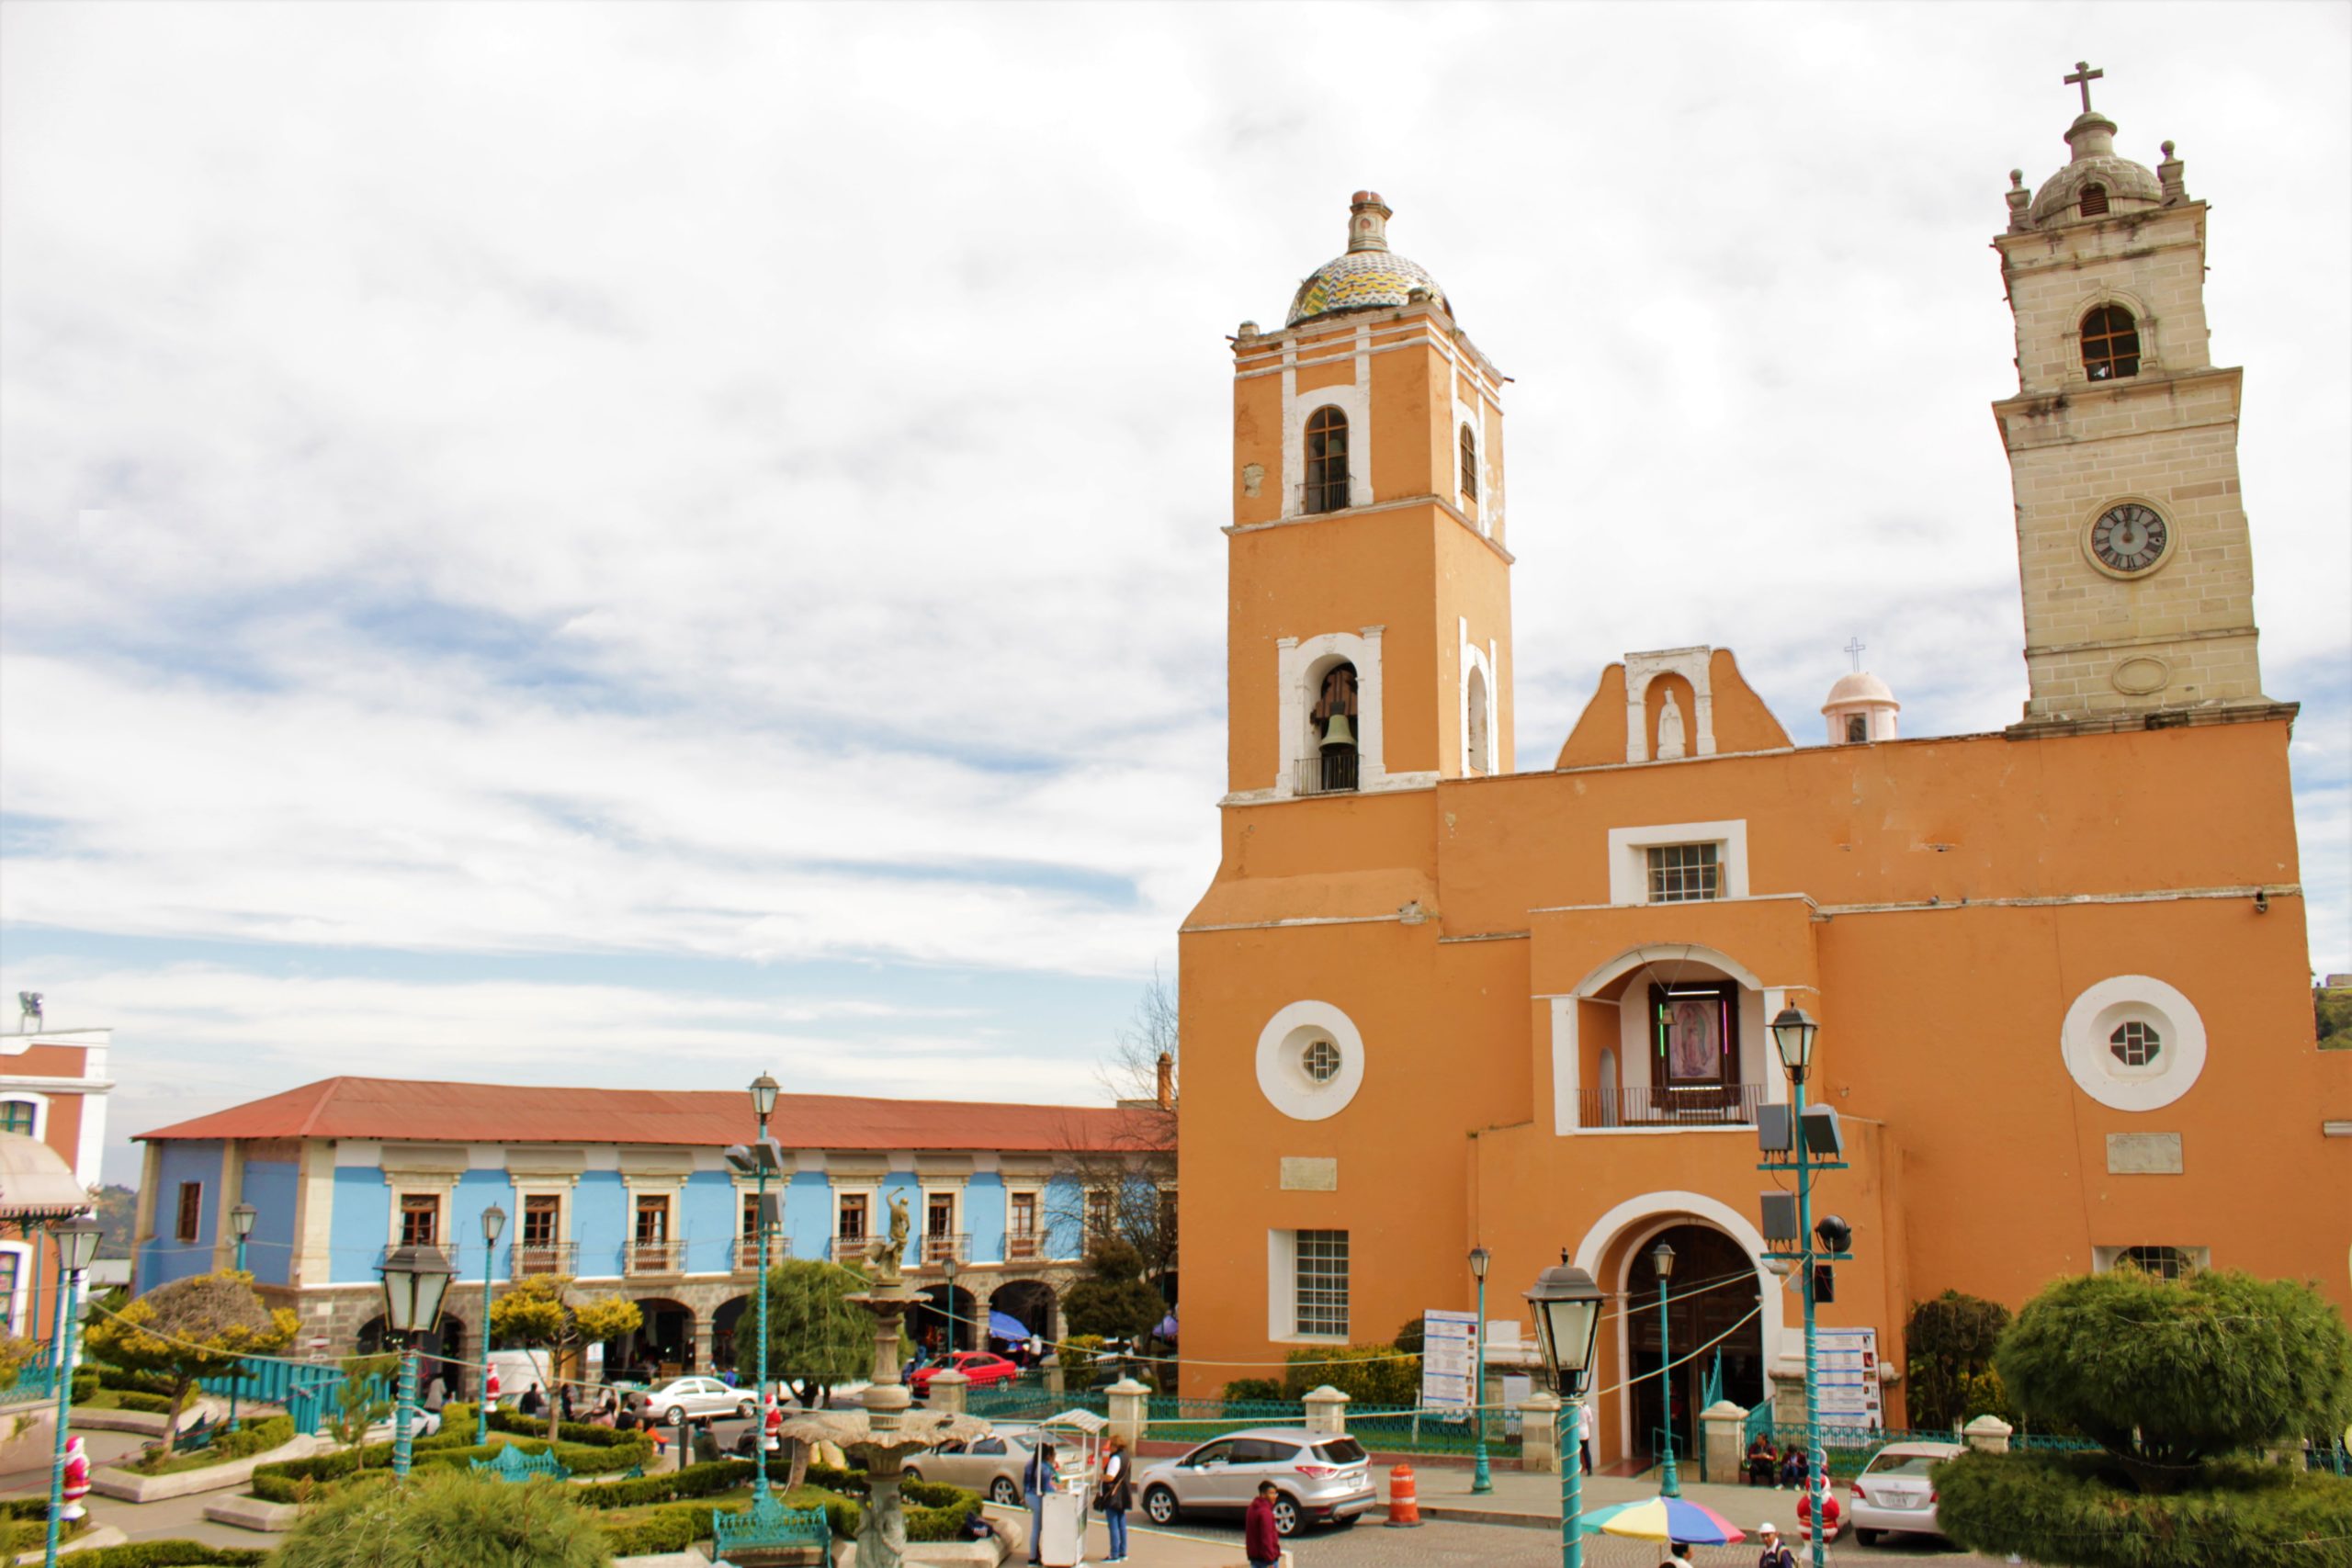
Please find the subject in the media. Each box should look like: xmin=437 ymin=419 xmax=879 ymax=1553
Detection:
xmin=1033 ymin=1408 xmax=1107 ymax=1567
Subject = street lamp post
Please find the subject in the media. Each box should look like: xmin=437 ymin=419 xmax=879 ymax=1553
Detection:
xmin=42 ymin=1214 xmax=100 ymax=1568
xmin=477 ymin=1204 xmax=506 ymax=1447
xmin=727 ymin=1073 xmax=784 ymax=1499
xmin=1525 ymin=1258 xmax=1605 ymax=1568
xmin=1650 ymin=1241 xmax=1680 ymax=1498
xmin=1770 ymin=1006 xmax=1829 ymax=1568
xmin=1468 ymin=1245 xmax=1492 ymax=1495
xmin=226 ymin=1204 xmax=256 ymax=1433
xmin=377 ymin=1244 xmax=458 ymax=1480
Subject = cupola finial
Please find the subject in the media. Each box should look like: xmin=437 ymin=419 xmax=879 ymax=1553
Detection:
xmin=1347 ymin=190 xmax=1392 ymax=254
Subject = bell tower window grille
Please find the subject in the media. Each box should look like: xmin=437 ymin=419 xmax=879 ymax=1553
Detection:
xmin=1459 ymin=423 xmax=1477 ymax=504
xmin=2081 ymin=304 xmax=2141 ymax=380
xmin=1303 ymin=406 xmax=1351 ymax=514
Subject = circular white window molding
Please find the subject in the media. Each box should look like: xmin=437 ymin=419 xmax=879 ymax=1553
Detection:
xmin=2060 ymin=976 xmax=2206 ymax=1111
xmin=1256 ymin=1000 xmax=1365 ymax=1122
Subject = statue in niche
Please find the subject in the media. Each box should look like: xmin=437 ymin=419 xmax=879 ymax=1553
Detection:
xmin=1657 ymin=690 xmax=1688 ymax=760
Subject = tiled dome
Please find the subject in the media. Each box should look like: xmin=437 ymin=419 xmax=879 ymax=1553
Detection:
xmin=1286 ymin=192 xmax=1453 ymax=327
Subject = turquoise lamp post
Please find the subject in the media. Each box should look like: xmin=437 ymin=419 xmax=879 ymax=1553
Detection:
xmin=42 ymin=1214 xmax=101 ymax=1568
xmin=724 ymin=1072 xmax=784 ymax=1498
xmin=1770 ymin=1006 xmax=1828 ymax=1568
xmin=1651 ymin=1240 xmax=1680 ymax=1498
xmin=1468 ymin=1245 xmax=1492 ymax=1495
xmin=476 ymin=1203 xmax=505 ymax=1446
xmin=226 ymin=1203 xmax=255 ymax=1433
xmin=1525 ymin=1258 xmax=1604 ymax=1568
xmin=377 ymin=1244 xmax=458 ymax=1479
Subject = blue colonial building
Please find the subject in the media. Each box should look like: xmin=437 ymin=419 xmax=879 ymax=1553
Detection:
xmin=133 ymin=1077 xmax=1164 ymax=1387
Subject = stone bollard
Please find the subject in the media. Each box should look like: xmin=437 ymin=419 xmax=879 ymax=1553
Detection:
xmin=924 ymin=1368 xmax=968 ymax=1416
xmin=1302 ymin=1384 xmax=1350 ymax=1437
xmin=1962 ymin=1415 xmax=2014 ymax=1455
xmin=1105 ymin=1378 xmax=1149 ymax=1452
xmin=1044 ymin=1359 xmax=1065 ymax=1396
xmin=1518 ymin=1391 xmax=1562 ymax=1473
xmin=1701 ymin=1401 xmax=1748 ymax=1484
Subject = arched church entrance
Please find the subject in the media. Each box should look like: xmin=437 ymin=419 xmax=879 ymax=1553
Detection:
xmin=1624 ymin=1224 xmax=1765 ymax=1467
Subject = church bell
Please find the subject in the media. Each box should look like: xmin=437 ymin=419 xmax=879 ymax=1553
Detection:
xmin=1319 ymin=714 xmax=1357 ymax=750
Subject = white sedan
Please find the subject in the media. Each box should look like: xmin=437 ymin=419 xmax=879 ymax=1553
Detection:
xmin=638 ymin=1377 xmax=757 ymax=1426
xmin=1849 ymin=1439 xmax=1965 ymax=1546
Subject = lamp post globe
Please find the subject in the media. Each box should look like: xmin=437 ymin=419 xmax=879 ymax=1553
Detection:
xmin=1524 ymin=1260 xmax=1603 ymax=1568
xmin=750 ymin=1073 xmax=781 ymax=1121
xmin=1771 ymin=1006 xmax=1818 ymax=1083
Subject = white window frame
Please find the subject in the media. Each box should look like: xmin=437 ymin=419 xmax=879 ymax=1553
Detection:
xmin=2061 ymin=976 xmax=2208 ymax=1111
xmin=1607 ymin=820 xmax=1750 ymax=907
xmin=0 ymin=1090 xmax=48 ymax=1140
xmin=1266 ymin=1227 xmax=1351 ymax=1344
xmin=0 ymin=1242 xmax=28 ymax=1337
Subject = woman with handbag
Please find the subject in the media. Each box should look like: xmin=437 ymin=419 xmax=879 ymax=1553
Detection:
xmin=1096 ymin=1432 xmax=1135 ymax=1562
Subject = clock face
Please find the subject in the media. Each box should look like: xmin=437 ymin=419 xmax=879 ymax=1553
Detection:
xmin=2088 ymin=502 xmax=2170 ymax=575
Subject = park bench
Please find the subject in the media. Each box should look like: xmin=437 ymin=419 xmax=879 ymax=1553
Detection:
xmin=469 ymin=1445 xmax=573 ymax=1483
xmin=712 ymin=1490 xmax=831 ymax=1566
xmin=170 ymin=1418 xmax=216 ymax=1454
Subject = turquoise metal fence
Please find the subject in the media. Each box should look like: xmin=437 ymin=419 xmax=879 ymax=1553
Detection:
xmin=0 ymin=1363 xmax=64 ymax=1404
xmin=1349 ymin=1405 xmax=1523 ymax=1460
xmin=195 ymin=1359 xmax=391 ymax=1436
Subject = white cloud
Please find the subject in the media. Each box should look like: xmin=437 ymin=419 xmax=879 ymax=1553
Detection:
xmin=2 ymin=0 xmax=2346 ymax=1131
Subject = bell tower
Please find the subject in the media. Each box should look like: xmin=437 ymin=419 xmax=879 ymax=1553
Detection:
xmin=1223 ymin=193 xmax=1515 ymax=802
xmin=1994 ymin=64 xmax=2275 ymax=733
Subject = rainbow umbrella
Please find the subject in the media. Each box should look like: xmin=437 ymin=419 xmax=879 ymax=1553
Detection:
xmin=1577 ymin=1495 xmax=1747 ymax=1545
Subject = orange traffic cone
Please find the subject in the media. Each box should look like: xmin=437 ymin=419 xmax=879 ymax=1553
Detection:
xmin=1385 ymin=1462 xmax=1422 ymax=1527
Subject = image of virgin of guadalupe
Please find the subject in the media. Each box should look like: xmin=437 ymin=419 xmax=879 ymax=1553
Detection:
xmin=1668 ymin=998 xmax=1720 ymax=1080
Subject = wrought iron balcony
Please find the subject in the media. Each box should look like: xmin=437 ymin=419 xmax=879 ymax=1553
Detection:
xmin=916 ymin=1232 xmax=970 ymax=1268
xmin=1004 ymin=1230 xmax=1045 ymax=1264
xmin=828 ymin=1233 xmax=873 ymax=1263
xmin=1577 ymin=1083 xmax=1769 ymax=1129
xmin=1294 ymin=751 xmax=1360 ymax=795
xmin=729 ymin=1235 xmax=793 ymax=1272
xmin=509 ymin=1241 xmax=577 ymax=1280
xmin=625 ymin=1238 xmax=686 ymax=1277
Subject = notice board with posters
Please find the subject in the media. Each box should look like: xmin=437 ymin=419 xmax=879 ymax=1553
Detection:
xmin=1813 ymin=1325 xmax=1883 ymax=1428
xmin=1420 ymin=1309 xmax=1477 ymax=1417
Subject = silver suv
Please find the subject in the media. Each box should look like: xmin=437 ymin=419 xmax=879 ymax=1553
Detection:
xmin=1136 ymin=1427 xmax=1375 ymax=1536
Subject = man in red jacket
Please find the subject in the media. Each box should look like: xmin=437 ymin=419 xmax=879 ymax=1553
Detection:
xmin=1243 ymin=1480 xmax=1283 ymax=1567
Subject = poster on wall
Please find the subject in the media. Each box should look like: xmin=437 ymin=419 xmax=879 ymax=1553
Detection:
xmin=1812 ymin=1326 xmax=1883 ymax=1429
xmin=1421 ymin=1310 xmax=1477 ymax=1420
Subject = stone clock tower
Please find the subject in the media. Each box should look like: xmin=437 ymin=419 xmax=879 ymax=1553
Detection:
xmin=1994 ymin=64 xmax=2278 ymax=732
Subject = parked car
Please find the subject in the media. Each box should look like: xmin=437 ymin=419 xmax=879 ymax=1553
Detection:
xmin=1137 ymin=1428 xmax=1375 ymax=1536
xmin=639 ymin=1376 xmax=758 ymax=1427
xmin=908 ymin=1351 xmax=1024 ymax=1397
xmin=1849 ymin=1439 xmax=1964 ymax=1546
xmin=899 ymin=1423 xmax=1044 ymax=1506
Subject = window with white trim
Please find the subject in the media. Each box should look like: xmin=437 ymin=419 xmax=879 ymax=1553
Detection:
xmin=0 ymin=1101 xmax=35 ymax=1136
xmin=1294 ymin=1229 xmax=1350 ymax=1337
xmin=1646 ymin=843 xmax=1721 ymax=903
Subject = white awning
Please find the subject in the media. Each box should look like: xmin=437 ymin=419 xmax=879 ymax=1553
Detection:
xmin=0 ymin=1133 xmax=88 ymax=1222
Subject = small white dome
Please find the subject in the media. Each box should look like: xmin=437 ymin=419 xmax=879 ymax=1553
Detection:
xmin=1823 ymin=671 xmax=1897 ymax=711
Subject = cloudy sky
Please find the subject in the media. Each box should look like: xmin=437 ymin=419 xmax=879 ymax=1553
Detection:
xmin=3 ymin=3 xmax=2345 ymax=1186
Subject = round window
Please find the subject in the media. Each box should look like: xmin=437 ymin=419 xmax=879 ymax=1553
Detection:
xmin=2109 ymin=1021 xmax=2161 ymax=1068
xmin=1301 ymin=1037 xmax=1341 ymax=1083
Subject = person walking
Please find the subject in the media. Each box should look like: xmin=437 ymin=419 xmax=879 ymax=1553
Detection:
xmin=1580 ymin=1397 xmax=1596 ymax=1473
xmin=1755 ymin=1521 xmax=1797 ymax=1568
xmin=1023 ymin=1438 xmax=1058 ymax=1565
xmin=1243 ymin=1480 xmax=1283 ymax=1568
xmin=1096 ymin=1432 xmax=1135 ymax=1562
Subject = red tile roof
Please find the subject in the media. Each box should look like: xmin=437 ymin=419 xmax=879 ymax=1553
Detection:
xmin=136 ymin=1077 xmax=1165 ymax=1154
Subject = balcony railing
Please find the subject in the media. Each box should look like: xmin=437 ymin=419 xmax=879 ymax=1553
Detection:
xmin=510 ymin=1241 xmax=577 ymax=1279
xmin=1004 ymin=1231 xmax=1044 ymax=1264
xmin=1578 ymin=1083 xmax=1769 ymax=1129
xmin=915 ymin=1232 xmax=970 ymax=1267
xmin=729 ymin=1235 xmax=794 ymax=1272
xmin=828 ymin=1234 xmax=873 ymax=1263
xmin=1294 ymin=751 xmax=1360 ymax=796
xmin=625 ymin=1238 xmax=685 ymax=1277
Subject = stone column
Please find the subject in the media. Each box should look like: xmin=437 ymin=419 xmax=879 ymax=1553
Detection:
xmin=1105 ymin=1378 xmax=1149 ymax=1451
xmin=1301 ymin=1385 xmax=1349 ymax=1437
xmin=1518 ymin=1392 xmax=1561 ymax=1473
xmin=1701 ymin=1401 xmax=1747 ymax=1484
xmin=1962 ymin=1415 xmax=2013 ymax=1455
xmin=691 ymin=1315 xmax=716 ymax=1379
xmin=926 ymin=1369 xmax=968 ymax=1417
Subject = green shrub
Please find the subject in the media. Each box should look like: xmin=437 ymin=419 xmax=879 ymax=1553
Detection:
xmin=249 ymin=1431 xmax=654 ymax=1501
xmin=1057 ymin=1334 xmax=1107 ymax=1375
xmin=72 ymin=1367 xmax=99 ymax=1405
xmin=485 ymin=1406 xmax=649 ymax=1448
xmin=272 ymin=1465 xmax=611 ymax=1568
xmin=112 ymin=1390 xmax=175 ymax=1414
xmin=1935 ymin=1450 xmax=2352 ymax=1568
xmin=33 ymin=1541 xmax=267 ymax=1567
xmin=1283 ymin=1345 xmax=1419 ymax=1405
xmin=0 ymin=1516 xmax=89 ymax=1552
xmin=901 ymin=1477 xmax=982 ymax=1540
xmin=1905 ymin=1290 xmax=2014 ymax=1430
xmin=96 ymin=1366 xmax=180 ymax=1398
xmin=1392 ymin=1317 xmax=1425 ymax=1356
xmin=130 ymin=1416 xmax=296 ymax=1473
xmin=1221 ymin=1378 xmax=1283 ymax=1404
xmin=571 ymin=1458 xmax=755 ymax=1509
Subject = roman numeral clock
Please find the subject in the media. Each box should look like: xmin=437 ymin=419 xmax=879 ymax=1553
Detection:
xmin=2086 ymin=502 xmax=2171 ymax=577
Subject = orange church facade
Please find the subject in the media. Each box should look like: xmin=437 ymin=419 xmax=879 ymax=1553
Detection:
xmin=1175 ymin=91 xmax=2349 ymax=1467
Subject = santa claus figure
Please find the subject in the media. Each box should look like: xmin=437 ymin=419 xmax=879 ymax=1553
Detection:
xmin=61 ymin=1435 xmax=90 ymax=1521
xmin=485 ymin=1366 xmax=502 ymax=1407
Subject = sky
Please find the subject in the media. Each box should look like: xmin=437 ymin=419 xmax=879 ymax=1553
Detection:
xmin=2 ymin=3 xmax=2346 ymax=1189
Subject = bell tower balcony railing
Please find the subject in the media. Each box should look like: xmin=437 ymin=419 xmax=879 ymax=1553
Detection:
xmin=1295 ymin=750 xmax=1360 ymax=795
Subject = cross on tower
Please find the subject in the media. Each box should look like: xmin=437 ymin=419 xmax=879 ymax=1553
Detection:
xmin=2064 ymin=60 xmax=2103 ymax=114
xmin=1844 ymin=637 xmax=1867 ymax=672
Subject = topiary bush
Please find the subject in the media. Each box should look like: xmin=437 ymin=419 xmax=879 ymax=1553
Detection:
xmin=1905 ymin=1289 xmax=2014 ymax=1430
xmin=1934 ymin=1450 xmax=2352 ymax=1568
xmin=272 ymin=1466 xmax=611 ymax=1568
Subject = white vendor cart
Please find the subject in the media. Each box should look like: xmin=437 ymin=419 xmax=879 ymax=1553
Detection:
xmin=1034 ymin=1408 xmax=1108 ymax=1568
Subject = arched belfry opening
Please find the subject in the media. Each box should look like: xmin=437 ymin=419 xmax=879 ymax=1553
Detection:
xmin=1305 ymin=662 xmax=1360 ymax=795
xmin=1465 ymin=664 xmax=1490 ymax=774
xmin=1303 ymin=406 xmax=1350 ymax=514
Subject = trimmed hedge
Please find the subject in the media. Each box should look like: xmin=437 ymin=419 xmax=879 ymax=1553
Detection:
xmin=590 ymin=1475 xmax=979 ymax=1555
xmin=249 ymin=1432 xmax=655 ymax=1501
xmin=573 ymin=1458 xmax=756 ymax=1509
xmin=1282 ymin=1344 xmax=1420 ymax=1404
xmin=111 ymin=1390 xmax=175 ymax=1415
xmin=1935 ymin=1450 xmax=2352 ymax=1568
xmin=29 ymin=1543 xmax=266 ymax=1567
xmin=485 ymin=1406 xmax=658 ymax=1448
xmin=130 ymin=1416 xmax=295 ymax=1474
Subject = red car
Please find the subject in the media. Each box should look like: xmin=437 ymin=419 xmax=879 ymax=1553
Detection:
xmin=909 ymin=1351 xmax=1023 ymax=1396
